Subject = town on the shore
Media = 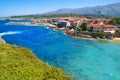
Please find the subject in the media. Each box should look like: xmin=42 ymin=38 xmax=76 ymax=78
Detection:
xmin=6 ymin=17 xmax=120 ymax=40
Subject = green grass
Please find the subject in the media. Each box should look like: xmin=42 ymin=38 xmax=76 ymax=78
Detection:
xmin=0 ymin=43 xmax=72 ymax=80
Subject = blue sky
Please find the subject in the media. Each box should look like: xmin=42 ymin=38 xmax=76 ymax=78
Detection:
xmin=0 ymin=0 xmax=120 ymax=17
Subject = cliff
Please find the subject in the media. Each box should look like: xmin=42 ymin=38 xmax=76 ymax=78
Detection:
xmin=0 ymin=38 xmax=72 ymax=80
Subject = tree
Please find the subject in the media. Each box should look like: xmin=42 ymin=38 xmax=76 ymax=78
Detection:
xmin=110 ymin=18 xmax=117 ymax=25
xmin=81 ymin=23 xmax=88 ymax=31
xmin=76 ymin=25 xmax=81 ymax=32
xmin=109 ymin=18 xmax=120 ymax=25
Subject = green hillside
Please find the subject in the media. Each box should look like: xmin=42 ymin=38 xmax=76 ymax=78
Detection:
xmin=0 ymin=43 xmax=72 ymax=80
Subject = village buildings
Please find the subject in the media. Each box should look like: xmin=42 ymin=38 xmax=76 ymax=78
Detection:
xmin=50 ymin=17 xmax=118 ymax=34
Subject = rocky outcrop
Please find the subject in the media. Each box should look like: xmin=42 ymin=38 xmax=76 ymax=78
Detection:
xmin=66 ymin=31 xmax=114 ymax=40
xmin=0 ymin=36 xmax=6 ymax=44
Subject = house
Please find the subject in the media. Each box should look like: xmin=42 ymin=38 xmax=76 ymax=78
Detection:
xmin=76 ymin=18 xmax=93 ymax=27
xmin=103 ymin=25 xmax=118 ymax=33
xmin=90 ymin=19 xmax=110 ymax=25
xmin=57 ymin=20 xmax=71 ymax=28
xmin=88 ymin=24 xmax=117 ymax=33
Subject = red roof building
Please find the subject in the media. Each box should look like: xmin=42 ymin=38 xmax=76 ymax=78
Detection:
xmin=88 ymin=24 xmax=118 ymax=33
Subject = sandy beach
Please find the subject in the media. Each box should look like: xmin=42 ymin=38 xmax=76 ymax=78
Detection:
xmin=112 ymin=38 xmax=120 ymax=42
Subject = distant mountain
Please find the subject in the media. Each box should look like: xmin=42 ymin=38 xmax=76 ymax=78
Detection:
xmin=48 ymin=2 xmax=120 ymax=17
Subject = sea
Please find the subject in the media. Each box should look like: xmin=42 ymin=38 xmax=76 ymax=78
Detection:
xmin=0 ymin=20 xmax=120 ymax=80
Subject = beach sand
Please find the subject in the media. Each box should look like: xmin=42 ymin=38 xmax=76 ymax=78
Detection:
xmin=113 ymin=38 xmax=120 ymax=42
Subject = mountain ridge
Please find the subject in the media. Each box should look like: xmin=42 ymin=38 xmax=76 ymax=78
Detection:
xmin=47 ymin=2 xmax=120 ymax=17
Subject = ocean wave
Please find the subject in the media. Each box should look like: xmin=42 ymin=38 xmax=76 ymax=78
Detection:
xmin=0 ymin=31 xmax=22 ymax=36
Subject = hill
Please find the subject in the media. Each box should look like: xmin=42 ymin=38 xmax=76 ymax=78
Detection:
xmin=48 ymin=2 xmax=120 ymax=17
xmin=10 ymin=2 xmax=120 ymax=18
xmin=0 ymin=41 xmax=72 ymax=80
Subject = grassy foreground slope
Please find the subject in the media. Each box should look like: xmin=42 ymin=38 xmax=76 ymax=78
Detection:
xmin=0 ymin=43 xmax=72 ymax=80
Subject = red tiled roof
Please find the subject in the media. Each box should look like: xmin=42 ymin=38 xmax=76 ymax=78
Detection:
xmin=103 ymin=24 xmax=117 ymax=28
xmin=88 ymin=24 xmax=102 ymax=27
xmin=88 ymin=24 xmax=117 ymax=28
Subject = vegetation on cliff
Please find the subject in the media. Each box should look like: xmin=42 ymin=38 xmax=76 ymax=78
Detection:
xmin=0 ymin=43 xmax=72 ymax=80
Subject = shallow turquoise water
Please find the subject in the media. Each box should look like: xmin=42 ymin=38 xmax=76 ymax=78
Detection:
xmin=1 ymin=20 xmax=120 ymax=80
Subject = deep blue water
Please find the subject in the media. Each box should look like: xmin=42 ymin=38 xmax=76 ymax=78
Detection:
xmin=1 ymin=20 xmax=120 ymax=80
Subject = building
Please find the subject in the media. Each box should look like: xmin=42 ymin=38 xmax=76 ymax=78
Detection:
xmin=88 ymin=24 xmax=117 ymax=33
xmin=76 ymin=18 xmax=93 ymax=27
xmin=57 ymin=21 xmax=71 ymax=28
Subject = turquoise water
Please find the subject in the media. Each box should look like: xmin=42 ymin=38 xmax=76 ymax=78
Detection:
xmin=1 ymin=20 xmax=120 ymax=80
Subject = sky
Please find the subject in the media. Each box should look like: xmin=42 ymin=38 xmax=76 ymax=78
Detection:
xmin=0 ymin=0 xmax=120 ymax=17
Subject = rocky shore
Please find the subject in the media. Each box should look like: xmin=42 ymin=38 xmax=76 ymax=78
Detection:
xmin=6 ymin=21 xmax=57 ymax=28
xmin=65 ymin=30 xmax=114 ymax=40
xmin=6 ymin=21 xmax=120 ymax=42
xmin=0 ymin=36 xmax=6 ymax=44
xmin=6 ymin=21 xmax=44 ymax=26
xmin=65 ymin=31 xmax=120 ymax=43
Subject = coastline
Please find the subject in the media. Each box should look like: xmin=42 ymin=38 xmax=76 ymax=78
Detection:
xmin=112 ymin=38 xmax=120 ymax=43
xmin=0 ymin=36 xmax=72 ymax=80
xmin=6 ymin=21 xmax=120 ymax=43
xmin=0 ymin=36 xmax=6 ymax=44
xmin=65 ymin=31 xmax=112 ymax=40
xmin=65 ymin=30 xmax=120 ymax=43
xmin=1 ymin=20 xmax=120 ymax=80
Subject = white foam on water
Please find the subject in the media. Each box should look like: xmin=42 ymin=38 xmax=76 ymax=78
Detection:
xmin=0 ymin=31 xmax=22 ymax=36
xmin=53 ymin=29 xmax=57 ymax=31
xmin=46 ymin=27 xmax=49 ymax=29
